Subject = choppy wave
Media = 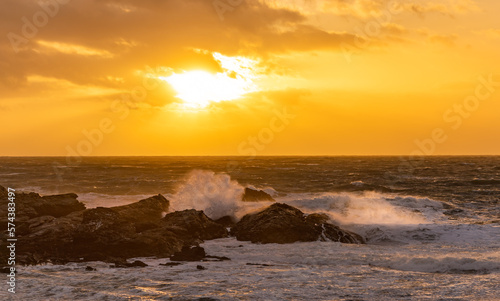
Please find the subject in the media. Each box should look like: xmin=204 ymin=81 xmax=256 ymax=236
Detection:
xmin=374 ymin=255 xmax=500 ymax=274
xmin=156 ymin=170 xmax=500 ymax=248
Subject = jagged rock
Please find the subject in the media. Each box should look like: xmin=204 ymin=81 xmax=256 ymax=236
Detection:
xmin=2 ymin=190 xmax=181 ymax=265
xmin=231 ymin=203 xmax=364 ymax=244
xmin=242 ymin=187 xmax=276 ymax=202
xmin=72 ymin=207 xmax=184 ymax=261
xmin=306 ymin=213 xmax=364 ymax=243
xmin=161 ymin=210 xmax=228 ymax=241
xmin=0 ymin=188 xmax=85 ymax=220
xmin=170 ymin=246 xmax=206 ymax=261
xmin=111 ymin=194 xmax=169 ymax=224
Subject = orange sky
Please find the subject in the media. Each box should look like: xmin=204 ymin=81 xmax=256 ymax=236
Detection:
xmin=1 ymin=0 xmax=499 ymax=156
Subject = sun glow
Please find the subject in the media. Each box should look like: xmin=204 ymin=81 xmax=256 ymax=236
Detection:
xmin=159 ymin=52 xmax=259 ymax=108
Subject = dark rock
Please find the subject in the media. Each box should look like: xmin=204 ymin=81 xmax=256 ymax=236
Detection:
xmin=37 ymin=193 xmax=86 ymax=217
xmin=214 ymin=216 xmax=236 ymax=227
xmin=85 ymin=266 xmax=96 ymax=271
xmin=1 ymin=187 xmax=230 ymax=265
xmin=305 ymin=213 xmax=330 ymax=225
xmin=170 ymin=246 xmax=206 ymax=261
xmin=1 ymin=267 xmax=11 ymax=273
xmin=246 ymin=263 xmax=274 ymax=267
xmin=12 ymin=198 xmax=182 ymax=265
xmin=112 ymin=260 xmax=148 ymax=268
xmin=204 ymin=255 xmax=231 ymax=261
xmin=129 ymin=260 xmax=148 ymax=267
xmin=111 ymin=194 xmax=169 ymax=224
xmin=0 ymin=186 xmax=7 ymax=198
xmin=231 ymin=203 xmax=316 ymax=243
xmin=161 ymin=210 xmax=228 ymax=241
xmin=196 ymin=265 xmax=206 ymax=270
xmin=231 ymin=203 xmax=364 ymax=244
xmin=160 ymin=262 xmax=182 ymax=267
xmin=73 ymin=207 xmax=183 ymax=261
xmin=134 ymin=221 xmax=161 ymax=233
xmin=0 ymin=189 xmax=85 ymax=219
xmin=242 ymin=187 xmax=276 ymax=202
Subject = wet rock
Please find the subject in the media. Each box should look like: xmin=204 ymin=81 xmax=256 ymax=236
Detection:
xmin=110 ymin=260 xmax=148 ymax=268
xmin=1 ymin=187 xmax=237 ymax=265
xmin=111 ymin=260 xmax=148 ymax=268
xmin=85 ymin=266 xmax=96 ymax=271
xmin=196 ymin=265 xmax=206 ymax=270
xmin=204 ymin=255 xmax=230 ymax=261
xmin=0 ymin=188 xmax=85 ymax=219
xmin=8 ymin=193 xmax=181 ymax=265
xmin=160 ymin=262 xmax=182 ymax=267
xmin=246 ymin=263 xmax=274 ymax=267
xmin=111 ymin=194 xmax=169 ymax=224
xmin=242 ymin=187 xmax=276 ymax=202
xmin=170 ymin=246 xmax=206 ymax=261
xmin=305 ymin=213 xmax=364 ymax=243
xmin=231 ymin=203 xmax=364 ymax=244
xmin=214 ymin=216 xmax=236 ymax=227
xmin=1 ymin=267 xmax=11 ymax=273
xmin=161 ymin=210 xmax=228 ymax=241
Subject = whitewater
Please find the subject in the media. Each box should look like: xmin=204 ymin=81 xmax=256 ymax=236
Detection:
xmin=0 ymin=156 xmax=499 ymax=300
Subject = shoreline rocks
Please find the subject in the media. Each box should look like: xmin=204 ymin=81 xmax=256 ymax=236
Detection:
xmin=0 ymin=185 xmax=364 ymax=266
xmin=231 ymin=203 xmax=364 ymax=244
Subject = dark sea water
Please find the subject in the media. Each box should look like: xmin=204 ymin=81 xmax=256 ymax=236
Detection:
xmin=1 ymin=156 xmax=499 ymax=300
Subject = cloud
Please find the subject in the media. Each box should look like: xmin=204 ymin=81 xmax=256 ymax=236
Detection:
xmin=0 ymin=0 xmax=362 ymax=105
xmin=264 ymin=0 xmax=479 ymax=18
xmin=36 ymin=40 xmax=114 ymax=57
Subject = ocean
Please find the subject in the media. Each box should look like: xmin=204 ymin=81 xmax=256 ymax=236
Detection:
xmin=1 ymin=156 xmax=499 ymax=300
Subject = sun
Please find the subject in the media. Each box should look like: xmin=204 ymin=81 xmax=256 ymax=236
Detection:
xmin=158 ymin=53 xmax=259 ymax=109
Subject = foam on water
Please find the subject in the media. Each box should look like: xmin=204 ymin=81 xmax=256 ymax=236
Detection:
xmin=160 ymin=170 xmax=498 ymax=247
xmin=169 ymin=170 xmax=268 ymax=220
xmin=281 ymin=192 xmax=431 ymax=225
xmin=9 ymin=238 xmax=499 ymax=300
xmin=2 ymin=159 xmax=499 ymax=300
xmin=374 ymin=255 xmax=500 ymax=274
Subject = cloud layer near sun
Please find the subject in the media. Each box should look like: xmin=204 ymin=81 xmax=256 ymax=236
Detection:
xmin=1 ymin=0 xmax=499 ymax=155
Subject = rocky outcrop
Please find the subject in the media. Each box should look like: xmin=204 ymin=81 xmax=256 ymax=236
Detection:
xmin=14 ymin=201 xmax=184 ymax=264
xmin=231 ymin=203 xmax=364 ymax=244
xmin=0 ymin=187 xmax=85 ymax=222
xmin=161 ymin=209 xmax=228 ymax=241
xmin=0 ymin=187 xmax=224 ymax=265
xmin=0 ymin=185 xmax=363 ymax=266
xmin=241 ymin=187 xmax=276 ymax=202
xmin=111 ymin=194 xmax=169 ymax=224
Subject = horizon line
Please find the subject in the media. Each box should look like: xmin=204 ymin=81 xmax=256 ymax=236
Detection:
xmin=1 ymin=154 xmax=499 ymax=157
